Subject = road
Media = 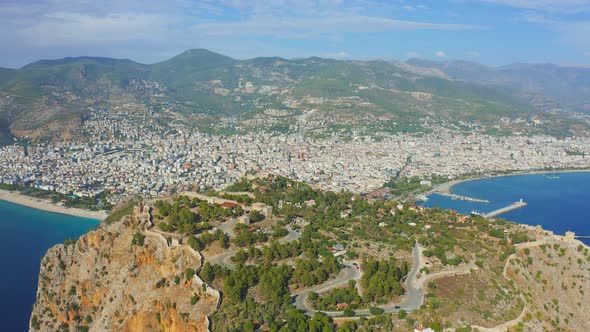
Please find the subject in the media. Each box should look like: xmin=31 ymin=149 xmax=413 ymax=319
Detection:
xmin=206 ymin=228 xmax=301 ymax=269
xmin=292 ymin=262 xmax=363 ymax=316
xmin=293 ymin=241 xmax=425 ymax=316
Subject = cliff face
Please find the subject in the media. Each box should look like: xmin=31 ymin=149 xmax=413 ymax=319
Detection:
xmin=29 ymin=210 xmax=219 ymax=332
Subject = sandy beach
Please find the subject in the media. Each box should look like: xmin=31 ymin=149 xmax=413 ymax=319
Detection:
xmin=434 ymin=168 xmax=590 ymax=195
xmin=0 ymin=189 xmax=108 ymax=220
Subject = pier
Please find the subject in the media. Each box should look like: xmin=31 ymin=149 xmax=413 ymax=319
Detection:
xmin=484 ymin=199 xmax=527 ymax=218
xmin=436 ymin=192 xmax=490 ymax=203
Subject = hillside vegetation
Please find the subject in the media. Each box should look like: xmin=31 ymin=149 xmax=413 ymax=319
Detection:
xmin=1 ymin=49 xmax=587 ymax=142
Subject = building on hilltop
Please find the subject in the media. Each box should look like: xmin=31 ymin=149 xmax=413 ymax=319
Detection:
xmin=251 ymin=202 xmax=272 ymax=217
xmin=414 ymin=325 xmax=434 ymax=332
xmin=238 ymin=215 xmax=250 ymax=225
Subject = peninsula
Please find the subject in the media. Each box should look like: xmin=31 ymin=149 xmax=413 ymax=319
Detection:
xmin=30 ymin=176 xmax=590 ymax=332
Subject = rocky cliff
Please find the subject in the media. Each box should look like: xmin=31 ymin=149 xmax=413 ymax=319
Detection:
xmin=29 ymin=207 xmax=219 ymax=332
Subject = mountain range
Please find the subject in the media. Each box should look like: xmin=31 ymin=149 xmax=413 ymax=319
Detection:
xmin=0 ymin=49 xmax=589 ymax=143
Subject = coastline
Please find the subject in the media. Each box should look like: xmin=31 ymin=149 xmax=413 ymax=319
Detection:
xmin=0 ymin=189 xmax=108 ymax=220
xmin=434 ymin=168 xmax=590 ymax=196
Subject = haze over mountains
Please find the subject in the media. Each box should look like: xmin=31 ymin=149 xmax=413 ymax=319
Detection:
xmin=407 ymin=58 xmax=590 ymax=114
xmin=0 ymin=49 xmax=589 ymax=144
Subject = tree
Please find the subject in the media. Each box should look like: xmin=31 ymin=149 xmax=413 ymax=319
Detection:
xmin=336 ymin=321 xmax=357 ymax=332
xmin=218 ymin=232 xmax=230 ymax=249
xmin=188 ymin=236 xmax=204 ymax=251
xmin=397 ymin=309 xmax=407 ymax=319
xmin=369 ymin=307 xmax=384 ymax=315
xmin=250 ymin=210 xmax=263 ymax=222
xmin=343 ymin=309 xmax=355 ymax=317
xmin=273 ymin=225 xmax=288 ymax=238
xmin=309 ymin=292 xmax=319 ymax=301
xmin=201 ymin=262 xmax=215 ymax=283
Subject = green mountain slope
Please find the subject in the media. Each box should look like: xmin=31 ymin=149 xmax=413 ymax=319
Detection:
xmin=0 ymin=50 xmax=587 ymax=142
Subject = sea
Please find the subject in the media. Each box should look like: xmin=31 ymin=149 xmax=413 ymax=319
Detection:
xmin=421 ymin=172 xmax=590 ymax=246
xmin=0 ymin=200 xmax=99 ymax=332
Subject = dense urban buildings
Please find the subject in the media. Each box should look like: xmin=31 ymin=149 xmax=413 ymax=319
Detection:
xmin=1 ymin=108 xmax=589 ymax=206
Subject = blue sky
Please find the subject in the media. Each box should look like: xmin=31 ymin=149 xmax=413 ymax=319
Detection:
xmin=0 ymin=0 xmax=589 ymax=68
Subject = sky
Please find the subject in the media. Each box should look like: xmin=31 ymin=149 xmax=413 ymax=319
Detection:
xmin=0 ymin=0 xmax=589 ymax=68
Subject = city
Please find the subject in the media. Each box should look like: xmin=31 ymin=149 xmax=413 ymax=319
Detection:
xmin=1 ymin=106 xmax=589 ymax=207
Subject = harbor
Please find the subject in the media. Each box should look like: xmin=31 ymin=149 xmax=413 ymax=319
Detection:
xmin=435 ymin=192 xmax=490 ymax=203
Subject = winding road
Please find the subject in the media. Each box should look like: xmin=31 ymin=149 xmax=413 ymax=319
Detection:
xmin=293 ymin=241 xmax=425 ymax=316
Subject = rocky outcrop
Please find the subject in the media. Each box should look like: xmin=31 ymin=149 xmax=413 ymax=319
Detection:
xmin=29 ymin=208 xmax=219 ymax=332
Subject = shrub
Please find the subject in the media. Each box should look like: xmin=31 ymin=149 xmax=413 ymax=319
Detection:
xmin=398 ymin=309 xmax=407 ymax=319
xmin=131 ymin=233 xmax=145 ymax=246
xmin=488 ymin=229 xmax=505 ymax=239
xmin=185 ymin=268 xmax=195 ymax=280
xmin=190 ymin=294 xmax=200 ymax=305
xmin=64 ymin=238 xmax=78 ymax=246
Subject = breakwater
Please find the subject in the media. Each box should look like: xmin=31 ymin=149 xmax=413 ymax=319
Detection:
xmin=436 ymin=192 xmax=490 ymax=203
xmin=484 ymin=200 xmax=527 ymax=218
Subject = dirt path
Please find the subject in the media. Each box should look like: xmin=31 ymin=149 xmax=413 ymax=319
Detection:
xmin=471 ymin=239 xmax=549 ymax=332
xmin=414 ymin=261 xmax=478 ymax=290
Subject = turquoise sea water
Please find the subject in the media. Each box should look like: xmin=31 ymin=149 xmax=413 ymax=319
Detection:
xmin=0 ymin=200 xmax=99 ymax=332
xmin=421 ymin=172 xmax=590 ymax=246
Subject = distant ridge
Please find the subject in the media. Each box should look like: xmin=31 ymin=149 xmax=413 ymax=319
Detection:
xmin=406 ymin=58 xmax=590 ymax=113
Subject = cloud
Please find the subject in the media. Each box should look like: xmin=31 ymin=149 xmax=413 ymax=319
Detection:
xmin=15 ymin=12 xmax=172 ymax=46
xmin=477 ymin=0 xmax=590 ymax=13
xmin=435 ymin=50 xmax=447 ymax=57
xmin=519 ymin=14 xmax=590 ymax=51
xmin=191 ymin=15 xmax=481 ymax=37
xmin=465 ymin=51 xmax=480 ymax=57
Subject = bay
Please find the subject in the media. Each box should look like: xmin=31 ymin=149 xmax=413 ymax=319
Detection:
xmin=422 ymin=172 xmax=590 ymax=246
xmin=0 ymin=199 xmax=99 ymax=332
